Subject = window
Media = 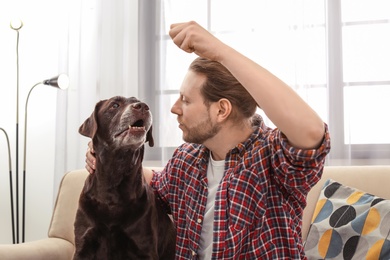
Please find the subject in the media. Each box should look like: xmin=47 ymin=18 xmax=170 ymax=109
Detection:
xmin=330 ymin=0 xmax=390 ymax=161
xmin=141 ymin=0 xmax=390 ymax=165
xmin=341 ymin=0 xmax=390 ymax=145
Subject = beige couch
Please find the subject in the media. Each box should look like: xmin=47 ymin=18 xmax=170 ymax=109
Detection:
xmin=1 ymin=165 xmax=390 ymax=259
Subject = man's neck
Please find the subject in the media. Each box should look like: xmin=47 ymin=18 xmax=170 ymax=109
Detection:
xmin=205 ymin=120 xmax=254 ymax=161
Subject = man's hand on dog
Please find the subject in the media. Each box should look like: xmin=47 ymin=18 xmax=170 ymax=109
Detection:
xmin=86 ymin=141 xmax=96 ymax=174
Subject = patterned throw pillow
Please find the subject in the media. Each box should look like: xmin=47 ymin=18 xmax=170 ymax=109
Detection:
xmin=304 ymin=179 xmax=390 ymax=260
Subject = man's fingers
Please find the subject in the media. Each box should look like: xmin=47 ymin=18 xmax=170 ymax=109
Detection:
xmin=85 ymin=155 xmax=96 ymax=174
xmin=85 ymin=140 xmax=96 ymax=174
xmin=85 ymin=164 xmax=95 ymax=174
xmin=169 ymin=21 xmax=197 ymax=54
xmin=87 ymin=141 xmax=95 ymax=154
xmin=86 ymin=153 xmax=96 ymax=168
xmin=169 ymin=22 xmax=186 ymax=37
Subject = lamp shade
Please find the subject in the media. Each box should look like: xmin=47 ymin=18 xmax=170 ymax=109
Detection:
xmin=10 ymin=19 xmax=23 ymax=30
xmin=43 ymin=74 xmax=69 ymax=90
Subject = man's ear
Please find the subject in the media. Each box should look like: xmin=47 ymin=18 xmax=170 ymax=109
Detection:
xmin=79 ymin=100 xmax=104 ymax=138
xmin=216 ymin=98 xmax=232 ymax=122
xmin=146 ymin=125 xmax=154 ymax=147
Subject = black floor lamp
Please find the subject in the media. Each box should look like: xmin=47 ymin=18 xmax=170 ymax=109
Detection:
xmin=10 ymin=18 xmax=23 ymax=244
xmin=22 ymin=74 xmax=69 ymax=242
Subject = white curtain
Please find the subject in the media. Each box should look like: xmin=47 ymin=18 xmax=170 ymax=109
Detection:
xmin=53 ymin=0 xmax=140 ymax=195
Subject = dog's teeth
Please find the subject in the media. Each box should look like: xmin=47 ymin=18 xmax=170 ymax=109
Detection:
xmin=128 ymin=126 xmax=146 ymax=130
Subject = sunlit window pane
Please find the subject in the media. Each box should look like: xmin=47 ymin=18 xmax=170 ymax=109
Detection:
xmin=159 ymin=40 xmax=197 ymax=91
xmin=159 ymin=0 xmax=207 ymax=35
xmin=210 ymin=0 xmax=270 ymax=32
xmin=342 ymin=0 xmax=390 ymax=22
xmin=297 ymin=87 xmax=328 ymax=123
xmin=344 ymin=85 xmax=390 ymax=144
xmin=343 ymin=24 xmax=390 ymax=82
xmin=214 ymin=27 xmax=326 ymax=87
xmin=211 ymin=0 xmax=325 ymax=32
xmin=159 ymin=94 xmax=183 ymax=147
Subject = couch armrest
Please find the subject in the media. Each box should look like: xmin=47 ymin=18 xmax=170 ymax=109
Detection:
xmin=0 ymin=238 xmax=74 ymax=260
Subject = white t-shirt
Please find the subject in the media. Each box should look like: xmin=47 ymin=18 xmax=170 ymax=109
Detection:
xmin=198 ymin=155 xmax=225 ymax=259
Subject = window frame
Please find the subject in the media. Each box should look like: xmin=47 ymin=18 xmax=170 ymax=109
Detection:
xmin=327 ymin=0 xmax=390 ymax=161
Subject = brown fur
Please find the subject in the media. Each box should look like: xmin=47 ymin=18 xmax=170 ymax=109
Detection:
xmin=73 ymin=96 xmax=175 ymax=260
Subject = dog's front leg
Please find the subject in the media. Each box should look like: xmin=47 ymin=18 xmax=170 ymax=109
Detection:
xmin=73 ymin=226 xmax=103 ymax=260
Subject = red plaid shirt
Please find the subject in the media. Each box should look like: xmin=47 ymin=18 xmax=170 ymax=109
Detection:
xmin=151 ymin=115 xmax=331 ymax=259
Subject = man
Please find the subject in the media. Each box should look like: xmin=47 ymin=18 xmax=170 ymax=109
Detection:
xmin=86 ymin=21 xmax=331 ymax=259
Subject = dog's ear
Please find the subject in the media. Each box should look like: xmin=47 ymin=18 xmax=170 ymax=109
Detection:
xmin=79 ymin=100 xmax=104 ymax=138
xmin=146 ymin=125 xmax=154 ymax=147
xmin=79 ymin=113 xmax=97 ymax=138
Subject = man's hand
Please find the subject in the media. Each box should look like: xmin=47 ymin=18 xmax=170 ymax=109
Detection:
xmin=85 ymin=141 xmax=96 ymax=174
xmin=169 ymin=21 xmax=228 ymax=63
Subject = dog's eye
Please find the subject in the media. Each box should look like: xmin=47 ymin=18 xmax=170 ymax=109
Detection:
xmin=111 ymin=103 xmax=120 ymax=109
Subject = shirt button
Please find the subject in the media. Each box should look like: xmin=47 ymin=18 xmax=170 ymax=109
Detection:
xmin=197 ymin=218 xmax=202 ymax=224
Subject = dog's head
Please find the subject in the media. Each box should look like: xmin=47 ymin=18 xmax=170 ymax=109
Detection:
xmin=79 ymin=96 xmax=154 ymax=149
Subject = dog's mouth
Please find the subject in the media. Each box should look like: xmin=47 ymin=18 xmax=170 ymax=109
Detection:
xmin=131 ymin=119 xmax=144 ymax=129
xmin=115 ymin=119 xmax=146 ymax=138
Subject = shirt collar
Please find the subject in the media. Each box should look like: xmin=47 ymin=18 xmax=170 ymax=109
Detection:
xmin=230 ymin=114 xmax=269 ymax=157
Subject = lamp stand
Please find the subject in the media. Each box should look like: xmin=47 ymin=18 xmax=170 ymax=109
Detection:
xmin=22 ymin=82 xmax=40 ymax=243
xmin=14 ymin=25 xmax=21 ymax=245
xmin=0 ymin=128 xmax=15 ymax=244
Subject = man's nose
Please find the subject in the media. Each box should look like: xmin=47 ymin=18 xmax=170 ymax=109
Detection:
xmin=170 ymin=99 xmax=181 ymax=115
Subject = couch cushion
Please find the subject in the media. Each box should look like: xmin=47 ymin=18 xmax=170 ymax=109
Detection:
xmin=302 ymin=165 xmax=390 ymax=241
xmin=304 ymin=179 xmax=390 ymax=259
xmin=48 ymin=169 xmax=89 ymax=244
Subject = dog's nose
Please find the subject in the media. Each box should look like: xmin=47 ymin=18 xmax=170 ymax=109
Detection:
xmin=132 ymin=102 xmax=149 ymax=112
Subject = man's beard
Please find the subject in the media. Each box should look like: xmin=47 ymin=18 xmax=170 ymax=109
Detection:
xmin=181 ymin=115 xmax=221 ymax=144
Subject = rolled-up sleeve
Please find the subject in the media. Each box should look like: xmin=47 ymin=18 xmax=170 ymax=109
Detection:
xmin=270 ymin=123 xmax=331 ymax=199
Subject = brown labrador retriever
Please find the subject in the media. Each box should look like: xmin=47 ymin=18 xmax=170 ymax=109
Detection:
xmin=73 ymin=96 xmax=176 ymax=260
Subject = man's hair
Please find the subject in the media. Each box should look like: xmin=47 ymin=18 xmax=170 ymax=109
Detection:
xmin=189 ymin=57 xmax=258 ymax=121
